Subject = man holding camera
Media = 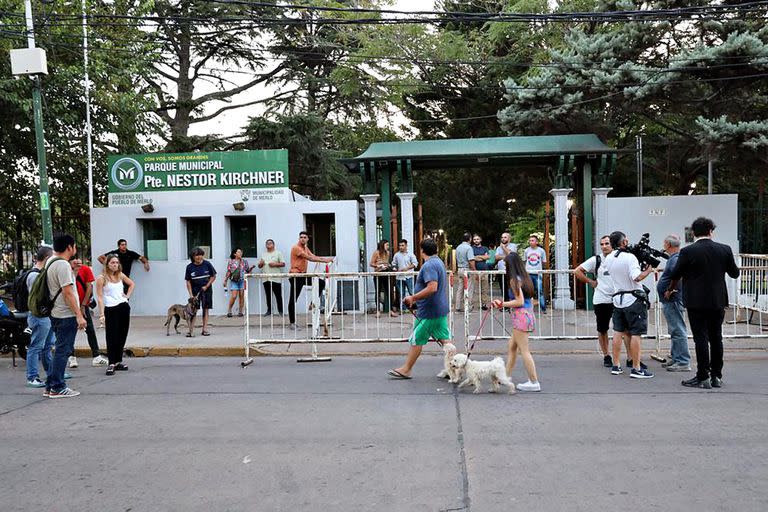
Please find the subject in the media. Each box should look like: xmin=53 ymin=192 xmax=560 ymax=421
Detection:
xmin=604 ymin=231 xmax=656 ymax=379
xmin=663 ymin=217 xmax=739 ymax=389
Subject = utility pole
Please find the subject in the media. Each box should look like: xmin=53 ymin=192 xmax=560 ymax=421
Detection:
xmin=23 ymin=0 xmax=53 ymax=244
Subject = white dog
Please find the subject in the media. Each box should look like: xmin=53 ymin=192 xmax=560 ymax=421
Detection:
xmin=436 ymin=343 xmax=459 ymax=382
xmin=450 ymin=353 xmax=516 ymax=394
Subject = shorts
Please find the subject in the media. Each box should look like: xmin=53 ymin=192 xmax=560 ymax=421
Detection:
xmin=408 ymin=316 xmax=451 ymax=346
xmin=611 ymin=299 xmax=647 ymax=336
xmin=593 ymin=303 xmax=614 ymax=333
xmin=193 ymin=287 xmax=214 ymax=310
xmin=511 ymin=307 xmax=535 ymax=332
xmin=228 ymin=280 xmax=245 ymax=291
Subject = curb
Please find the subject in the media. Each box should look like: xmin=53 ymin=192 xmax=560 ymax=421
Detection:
xmin=66 ymin=346 xmax=768 ymax=358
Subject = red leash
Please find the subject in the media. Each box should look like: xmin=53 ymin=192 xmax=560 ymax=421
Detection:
xmin=466 ymin=306 xmax=493 ymax=357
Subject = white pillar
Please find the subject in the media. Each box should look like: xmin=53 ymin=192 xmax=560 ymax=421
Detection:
xmin=592 ymin=187 xmax=612 ymax=255
xmin=361 ymin=194 xmax=379 ymax=264
xmin=550 ymin=188 xmax=575 ymax=310
xmin=361 ymin=194 xmax=379 ymax=311
xmin=396 ymin=192 xmax=417 ymax=249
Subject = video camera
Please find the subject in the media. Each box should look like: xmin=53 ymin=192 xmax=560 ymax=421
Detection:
xmin=625 ymin=233 xmax=668 ymax=270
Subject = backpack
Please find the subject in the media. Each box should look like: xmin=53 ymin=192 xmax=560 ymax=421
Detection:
xmin=594 ymin=254 xmax=602 ymax=277
xmin=27 ymin=257 xmax=63 ymax=317
xmin=12 ymin=268 xmax=39 ymax=312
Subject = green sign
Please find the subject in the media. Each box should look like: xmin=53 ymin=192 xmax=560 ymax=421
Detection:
xmin=107 ymin=150 xmax=289 ymax=194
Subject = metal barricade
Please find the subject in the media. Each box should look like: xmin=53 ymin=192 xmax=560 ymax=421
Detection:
xmin=241 ymin=264 xmax=768 ymax=365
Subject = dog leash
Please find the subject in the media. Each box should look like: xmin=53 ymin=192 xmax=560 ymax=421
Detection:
xmin=466 ymin=306 xmax=493 ymax=358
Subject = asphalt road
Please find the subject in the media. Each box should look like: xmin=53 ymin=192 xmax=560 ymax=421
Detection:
xmin=1 ymin=353 xmax=767 ymax=512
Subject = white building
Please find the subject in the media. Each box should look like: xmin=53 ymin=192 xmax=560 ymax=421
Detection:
xmin=90 ymin=150 xmax=360 ymax=316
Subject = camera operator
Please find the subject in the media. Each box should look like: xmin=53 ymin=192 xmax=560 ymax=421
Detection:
xmin=604 ymin=231 xmax=656 ymax=379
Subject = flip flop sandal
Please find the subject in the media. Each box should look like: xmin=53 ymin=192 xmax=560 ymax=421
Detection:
xmin=387 ymin=369 xmax=411 ymax=379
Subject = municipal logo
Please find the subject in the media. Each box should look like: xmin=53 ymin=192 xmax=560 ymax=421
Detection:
xmin=111 ymin=158 xmax=144 ymax=191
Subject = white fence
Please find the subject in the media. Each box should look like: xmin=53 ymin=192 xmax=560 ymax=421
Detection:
xmin=242 ymin=262 xmax=768 ymax=361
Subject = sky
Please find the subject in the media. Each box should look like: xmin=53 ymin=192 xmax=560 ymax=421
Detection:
xmin=189 ymin=0 xmax=436 ymax=139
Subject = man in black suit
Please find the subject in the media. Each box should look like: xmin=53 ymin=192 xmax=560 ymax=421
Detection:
xmin=664 ymin=217 xmax=739 ymax=389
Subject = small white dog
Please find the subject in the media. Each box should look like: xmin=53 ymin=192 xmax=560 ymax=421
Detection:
xmin=450 ymin=353 xmax=516 ymax=394
xmin=436 ymin=343 xmax=459 ymax=382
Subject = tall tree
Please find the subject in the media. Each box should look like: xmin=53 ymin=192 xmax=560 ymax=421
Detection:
xmin=0 ymin=0 xmax=158 ymax=263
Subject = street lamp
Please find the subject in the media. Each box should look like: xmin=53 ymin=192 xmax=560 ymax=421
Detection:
xmin=10 ymin=0 xmax=53 ymax=244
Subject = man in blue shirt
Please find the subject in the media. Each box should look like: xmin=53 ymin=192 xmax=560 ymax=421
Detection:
xmin=453 ymin=232 xmax=474 ymax=312
xmin=656 ymin=234 xmax=691 ymax=371
xmin=388 ymin=238 xmax=451 ymax=379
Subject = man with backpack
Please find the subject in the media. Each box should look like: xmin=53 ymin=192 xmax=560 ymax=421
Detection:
xmin=68 ymin=256 xmax=108 ymax=368
xmin=28 ymin=234 xmax=86 ymax=398
xmin=574 ymin=235 xmax=618 ymax=367
xmin=21 ymin=246 xmax=55 ymax=388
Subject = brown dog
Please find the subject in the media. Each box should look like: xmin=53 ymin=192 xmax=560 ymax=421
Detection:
xmin=164 ymin=296 xmax=200 ymax=337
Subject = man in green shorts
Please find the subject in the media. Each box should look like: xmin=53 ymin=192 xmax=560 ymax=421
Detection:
xmin=388 ymin=238 xmax=451 ymax=379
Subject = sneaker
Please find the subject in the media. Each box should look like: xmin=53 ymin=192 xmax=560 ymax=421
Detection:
xmin=68 ymin=356 xmax=78 ymax=368
xmin=711 ymin=376 xmax=723 ymax=388
xmin=26 ymin=378 xmax=46 ymax=388
xmin=64 ymin=372 xmax=72 ymax=379
xmin=611 ymin=365 xmax=624 ymax=375
xmin=603 ymin=355 xmax=613 ymax=367
xmin=48 ymin=387 xmax=81 ymax=399
xmin=114 ymin=362 xmax=129 ymax=371
xmin=626 ymin=360 xmax=648 ymax=370
xmin=630 ymin=368 xmax=655 ymax=379
xmin=666 ymin=362 xmax=692 ymax=372
xmin=106 ymin=364 xmax=116 ymax=376
xmin=288 ymin=323 xmax=297 ymax=330
xmin=43 ymin=389 xmax=51 ymax=397
xmin=516 ymin=380 xmax=541 ymax=392
xmin=92 ymin=355 xmax=108 ymax=366
xmin=682 ymin=376 xmax=712 ymax=389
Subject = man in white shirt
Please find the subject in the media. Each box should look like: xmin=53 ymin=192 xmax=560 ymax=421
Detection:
xmin=524 ymin=235 xmax=547 ymax=312
xmin=574 ymin=235 xmax=619 ymax=367
xmin=391 ymin=239 xmax=418 ymax=312
xmin=494 ymin=232 xmax=518 ymax=301
xmin=603 ymin=231 xmax=656 ymax=379
xmin=258 ymin=239 xmax=285 ymax=316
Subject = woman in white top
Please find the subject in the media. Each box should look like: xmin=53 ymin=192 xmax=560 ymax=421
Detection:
xmin=95 ymin=254 xmax=134 ymax=376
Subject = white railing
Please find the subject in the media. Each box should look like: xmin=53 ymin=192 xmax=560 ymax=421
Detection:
xmin=242 ymin=264 xmax=768 ymax=363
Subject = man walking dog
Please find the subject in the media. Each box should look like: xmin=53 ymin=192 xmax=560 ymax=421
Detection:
xmin=388 ymin=238 xmax=451 ymax=379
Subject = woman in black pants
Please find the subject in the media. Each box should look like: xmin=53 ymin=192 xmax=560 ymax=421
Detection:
xmin=95 ymin=254 xmax=134 ymax=376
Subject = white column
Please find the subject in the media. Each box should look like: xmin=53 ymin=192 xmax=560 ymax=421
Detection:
xmin=592 ymin=187 xmax=612 ymax=255
xmin=361 ymin=194 xmax=379 ymax=311
xmin=396 ymin=192 xmax=417 ymax=249
xmin=361 ymin=194 xmax=379 ymax=264
xmin=550 ymin=188 xmax=575 ymax=310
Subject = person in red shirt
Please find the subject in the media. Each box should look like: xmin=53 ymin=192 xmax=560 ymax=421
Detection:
xmin=68 ymin=256 xmax=108 ymax=367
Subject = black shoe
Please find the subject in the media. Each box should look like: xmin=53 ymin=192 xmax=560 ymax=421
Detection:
xmin=106 ymin=364 xmax=116 ymax=376
xmin=603 ymin=355 xmax=613 ymax=367
xmin=711 ymin=376 xmax=722 ymax=388
xmin=682 ymin=376 xmax=712 ymax=389
xmin=114 ymin=362 xmax=129 ymax=371
xmin=263 ymin=312 xmax=272 ymax=317
xmin=626 ymin=359 xmax=648 ymax=370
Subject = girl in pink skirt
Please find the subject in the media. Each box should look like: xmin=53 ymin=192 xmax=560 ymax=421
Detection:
xmin=492 ymin=252 xmax=541 ymax=392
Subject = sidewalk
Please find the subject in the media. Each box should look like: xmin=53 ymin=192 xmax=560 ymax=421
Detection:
xmin=72 ymin=313 xmax=768 ymax=359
